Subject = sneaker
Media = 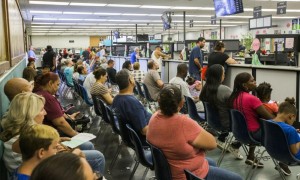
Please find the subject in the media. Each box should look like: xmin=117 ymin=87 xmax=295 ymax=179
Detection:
xmin=216 ymin=139 xmax=226 ymax=150
xmin=275 ymin=162 xmax=291 ymax=176
xmin=245 ymin=158 xmax=264 ymax=168
xmin=228 ymin=145 xmax=244 ymax=160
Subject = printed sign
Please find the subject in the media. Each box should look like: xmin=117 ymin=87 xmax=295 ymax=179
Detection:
xmin=253 ymin=6 xmax=262 ymax=18
xmin=277 ymin=1 xmax=287 ymax=15
xmin=211 ymin=16 xmax=216 ymax=25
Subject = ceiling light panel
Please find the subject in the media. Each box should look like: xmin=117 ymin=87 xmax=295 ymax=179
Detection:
xmin=63 ymin=12 xmax=93 ymax=15
xmin=140 ymin=5 xmax=171 ymax=9
xmin=70 ymin=3 xmax=106 ymax=6
xmin=30 ymin=10 xmax=62 ymax=14
xmin=107 ymin=4 xmax=140 ymax=7
xmin=94 ymin=13 xmax=121 ymax=15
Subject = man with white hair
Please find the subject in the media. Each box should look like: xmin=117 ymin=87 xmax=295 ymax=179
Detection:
xmin=130 ymin=47 xmax=140 ymax=64
xmin=28 ymin=45 xmax=36 ymax=62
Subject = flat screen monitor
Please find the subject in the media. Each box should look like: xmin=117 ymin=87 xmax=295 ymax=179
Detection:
xmin=223 ymin=41 xmax=240 ymax=51
xmin=161 ymin=13 xmax=171 ymax=30
xmin=137 ymin=34 xmax=149 ymax=42
xmin=214 ymin=0 xmax=244 ymax=17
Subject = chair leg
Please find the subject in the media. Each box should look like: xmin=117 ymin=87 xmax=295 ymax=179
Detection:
xmin=142 ymin=167 xmax=149 ymax=180
xmin=217 ymin=134 xmax=234 ymax=166
xmin=129 ymin=161 xmax=139 ymax=180
xmin=246 ymin=149 xmax=266 ymax=180
xmin=272 ymin=158 xmax=287 ymax=180
xmin=108 ymin=141 xmax=123 ymax=174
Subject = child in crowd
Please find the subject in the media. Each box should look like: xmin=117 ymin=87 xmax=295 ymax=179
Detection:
xmin=15 ymin=124 xmax=60 ymax=180
xmin=256 ymin=82 xmax=278 ymax=116
xmin=186 ymin=76 xmax=202 ymax=97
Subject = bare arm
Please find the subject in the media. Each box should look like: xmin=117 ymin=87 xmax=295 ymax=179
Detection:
xmin=255 ymin=105 xmax=275 ymax=120
xmin=102 ymin=93 xmax=114 ymax=105
xmin=191 ymin=128 xmax=217 ymax=150
xmin=156 ymin=79 xmax=164 ymax=89
xmin=155 ymin=51 xmax=169 ymax=59
xmin=141 ymin=125 xmax=149 ymax=136
xmin=194 ymin=58 xmax=202 ymax=69
xmin=290 ymin=142 xmax=300 ymax=155
xmin=12 ymin=139 xmax=21 ymax=153
xmin=225 ymin=57 xmax=238 ymax=64
xmin=52 ymin=116 xmax=78 ymax=137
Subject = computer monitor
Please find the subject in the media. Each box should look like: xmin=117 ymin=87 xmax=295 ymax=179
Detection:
xmin=276 ymin=52 xmax=288 ymax=65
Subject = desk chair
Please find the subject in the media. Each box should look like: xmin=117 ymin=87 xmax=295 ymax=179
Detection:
xmin=261 ymin=120 xmax=300 ymax=180
xmin=184 ymin=169 xmax=204 ymax=180
xmin=185 ymin=96 xmax=206 ymax=127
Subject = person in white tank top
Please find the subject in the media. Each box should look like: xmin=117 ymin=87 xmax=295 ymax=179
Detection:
xmin=151 ymin=46 xmax=170 ymax=72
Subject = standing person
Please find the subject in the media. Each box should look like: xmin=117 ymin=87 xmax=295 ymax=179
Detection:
xmin=106 ymin=59 xmax=116 ymax=84
xmin=189 ymin=37 xmax=206 ymax=80
xmin=143 ymin=60 xmax=164 ymax=101
xmin=28 ymin=46 xmax=36 ymax=62
xmin=42 ymin=45 xmax=56 ymax=72
xmin=63 ymin=59 xmax=74 ymax=87
xmin=151 ymin=46 xmax=170 ymax=72
xmin=99 ymin=46 xmax=106 ymax=58
xmin=82 ymin=48 xmax=90 ymax=62
xmin=130 ymin=47 xmax=140 ymax=64
xmin=228 ymin=72 xmax=274 ymax=167
xmin=147 ymin=85 xmax=242 ymax=180
xmin=208 ymin=41 xmax=237 ymax=69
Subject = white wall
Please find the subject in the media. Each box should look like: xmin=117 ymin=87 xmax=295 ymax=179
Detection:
xmin=31 ymin=35 xmax=90 ymax=48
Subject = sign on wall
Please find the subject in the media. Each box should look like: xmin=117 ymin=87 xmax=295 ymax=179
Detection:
xmin=277 ymin=1 xmax=287 ymax=15
xmin=253 ymin=6 xmax=262 ymax=18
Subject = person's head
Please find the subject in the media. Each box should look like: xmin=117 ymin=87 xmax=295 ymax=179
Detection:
xmin=147 ymin=60 xmax=159 ymax=70
xmin=31 ymin=153 xmax=94 ymax=180
xmin=42 ymin=66 xmax=51 ymax=74
xmin=30 ymin=46 xmax=34 ymax=50
xmin=155 ymin=45 xmax=162 ymax=52
xmin=65 ymin=58 xmax=73 ymax=67
xmin=34 ymin=72 xmax=60 ymax=95
xmin=196 ymin=37 xmax=206 ymax=48
xmin=77 ymin=65 xmax=87 ymax=75
xmin=93 ymin=68 xmax=107 ymax=83
xmin=0 ymin=92 xmax=46 ymax=142
xmin=158 ymin=85 xmax=184 ymax=116
xmin=186 ymin=76 xmax=196 ymax=86
xmin=176 ymin=63 xmax=188 ymax=79
xmin=199 ymin=64 xmax=224 ymax=104
xmin=122 ymin=61 xmax=132 ymax=70
xmin=46 ymin=45 xmax=52 ymax=52
xmin=277 ymin=97 xmax=297 ymax=125
xmin=20 ymin=124 xmax=59 ymax=161
xmin=23 ymin=67 xmax=37 ymax=82
xmin=133 ymin=62 xmax=140 ymax=70
xmin=116 ymin=69 xmax=135 ymax=91
xmin=256 ymin=82 xmax=272 ymax=102
xmin=214 ymin=41 xmax=225 ymax=53
xmin=107 ymin=59 xmax=115 ymax=68
xmin=134 ymin=47 xmax=140 ymax=52
xmin=27 ymin=61 xmax=35 ymax=69
xmin=4 ymin=78 xmax=33 ymax=101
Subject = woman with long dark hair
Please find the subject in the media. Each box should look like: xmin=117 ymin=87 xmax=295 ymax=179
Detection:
xmin=228 ymin=72 xmax=274 ymax=167
xmin=200 ymin=64 xmax=242 ymax=159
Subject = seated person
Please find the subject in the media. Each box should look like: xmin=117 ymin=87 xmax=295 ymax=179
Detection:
xmin=122 ymin=60 xmax=133 ymax=71
xmin=90 ymin=68 xmax=113 ymax=105
xmin=256 ymin=82 xmax=278 ymax=116
xmin=112 ymin=69 xmax=151 ymax=143
xmin=147 ymin=85 xmax=242 ymax=180
xmin=143 ymin=60 xmax=164 ymax=101
xmin=23 ymin=67 xmax=37 ymax=82
xmin=186 ymin=76 xmax=202 ymax=97
xmin=4 ymin=78 xmax=33 ymax=101
xmin=31 ymin=153 xmax=95 ymax=180
xmin=84 ymin=65 xmax=100 ymax=99
xmin=63 ymin=59 xmax=74 ymax=87
xmin=271 ymin=97 xmax=299 ymax=175
xmin=132 ymin=62 xmax=145 ymax=83
xmin=77 ymin=66 xmax=88 ymax=85
xmin=15 ymin=124 xmax=60 ymax=180
xmin=106 ymin=59 xmax=116 ymax=84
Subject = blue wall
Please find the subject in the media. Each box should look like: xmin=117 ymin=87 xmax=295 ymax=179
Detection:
xmin=0 ymin=58 xmax=26 ymax=118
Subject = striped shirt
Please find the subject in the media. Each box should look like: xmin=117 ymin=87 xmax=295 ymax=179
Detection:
xmin=90 ymin=82 xmax=109 ymax=102
xmin=3 ymin=135 xmax=22 ymax=172
xmin=132 ymin=70 xmax=145 ymax=83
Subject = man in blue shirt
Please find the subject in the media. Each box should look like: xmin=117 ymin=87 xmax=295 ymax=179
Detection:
xmin=28 ymin=46 xmax=36 ymax=62
xmin=130 ymin=47 xmax=140 ymax=64
xmin=112 ymin=69 xmax=151 ymax=144
xmin=189 ymin=37 xmax=206 ymax=80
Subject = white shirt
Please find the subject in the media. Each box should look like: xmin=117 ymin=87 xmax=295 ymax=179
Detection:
xmin=100 ymin=49 xmax=105 ymax=57
xmin=151 ymin=51 xmax=162 ymax=72
xmin=3 ymin=135 xmax=22 ymax=172
xmin=83 ymin=72 xmax=96 ymax=99
xmin=169 ymin=76 xmax=192 ymax=98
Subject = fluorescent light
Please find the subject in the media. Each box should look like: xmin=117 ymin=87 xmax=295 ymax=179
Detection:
xmin=273 ymin=16 xmax=297 ymax=19
xmin=107 ymin=4 xmax=140 ymax=7
xmin=31 ymin=22 xmax=54 ymax=25
xmin=140 ymin=5 xmax=171 ymax=9
xmin=34 ymin=18 xmax=57 ymax=20
xmin=63 ymin=12 xmax=93 ymax=15
xmin=70 ymin=3 xmax=106 ymax=6
xmin=84 ymin=19 xmax=107 ymax=21
xmin=107 ymin=20 xmax=129 ymax=22
xmin=195 ymin=15 xmax=213 ymax=17
xmin=29 ymin=1 xmax=69 ymax=5
xmin=148 ymin=14 xmax=161 ymax=16
xmin=94 ymin=13 xmax=121 ymax=15
xmin=31 ymin=26 xmax=52 ymax=27
xmin=123 ymin=13 xmax=147 ymax=16
xmin=171 ymin=6 xmax=199 ymax=10
xmin=287 ymin=10 xmax=300 ymax=12
xmin=54 ymin=23 xmax=76 ymax=25
xmin=58 ymin=18 xmax=83 ymax=21
xmin=220 ymin=15 xmax=252 ymax=18
xmin=30 ymin=10 xmax=62 ymax=14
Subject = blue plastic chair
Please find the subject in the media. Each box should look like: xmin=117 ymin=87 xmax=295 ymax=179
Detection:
xmin=185 ymin=96 xmax=206 ymax=125
xmin=78 ymin=84 xmax=93 ymax=106
xmin=96 ymin=97 xmax=110 ymax=124
xmin=184 ymin=169 xmax=204 ymax=180
xmin=148 ymin=142 xmax=172 ymax=180
xmin=142 ymin=83 xmax=155 ymax=102
xmin=126 ymin=124 xmax=154 ymax=180
xmin=135 ymin=81 xmax=146 ymax=99
xmin=261 ymin=120 xmax=300 ymax=180
xmin=91 ymin=95 xmax=102 ymax=117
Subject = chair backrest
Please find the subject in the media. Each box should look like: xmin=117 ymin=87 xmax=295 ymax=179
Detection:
xmin=97 ymin=97 xmax=110 ymax=123
xmin=105 ymin=105 xmax=120 ymax=135
xmin=261 ymin=120 xmax=299 ymax=164
xmin=184 ymin=169 xmax=203 ymax=180
xmin=185 ymin=96 xmax=205 ymax=123
xmin=79 ymin=84 xmax=93 ymax=106
xmin=91 ymin=95 xmax=102 ymax=116
xmin=135 ymin=81 xmax=145 ymax=98
xmin=229 ymin=109 xmax=260 ymax=145
xmin=203 ymin=102 xmax=223 ymax=131
xmin=126 ymin=124 xmax=153 ymax=169
xmin=115 ymin=113 xmax=134 ymax=149
xmin=148 ymin=142 xmax=172 ymax=180
xmin=142 ymin=83 xmax=155 ymax=102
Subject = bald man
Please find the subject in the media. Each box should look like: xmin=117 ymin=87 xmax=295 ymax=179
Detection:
xmin=4 ymin=78 xmax=33 ymax=101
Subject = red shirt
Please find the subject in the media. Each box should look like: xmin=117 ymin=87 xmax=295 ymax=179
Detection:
xmin=147 ymin=112 xmax=209 ymax=180
xmin=233 ymin=92 xmax=262 ymax=132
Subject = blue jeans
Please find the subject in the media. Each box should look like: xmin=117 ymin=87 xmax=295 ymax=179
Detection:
xmin=205 ymin=157 xmax=242 ymax=180
xmin=190 ymin=72 xmax=201 ymax=81
xmin=79 ymin=141 xmax=106 ymax=175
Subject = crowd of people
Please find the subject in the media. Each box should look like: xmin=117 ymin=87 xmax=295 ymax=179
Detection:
xmin=0 ymin=40 xmax=299 ymax=180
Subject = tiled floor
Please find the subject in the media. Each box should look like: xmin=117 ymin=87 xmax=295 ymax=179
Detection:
xmin=60 ymin=89 xmax=300 ymax=180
